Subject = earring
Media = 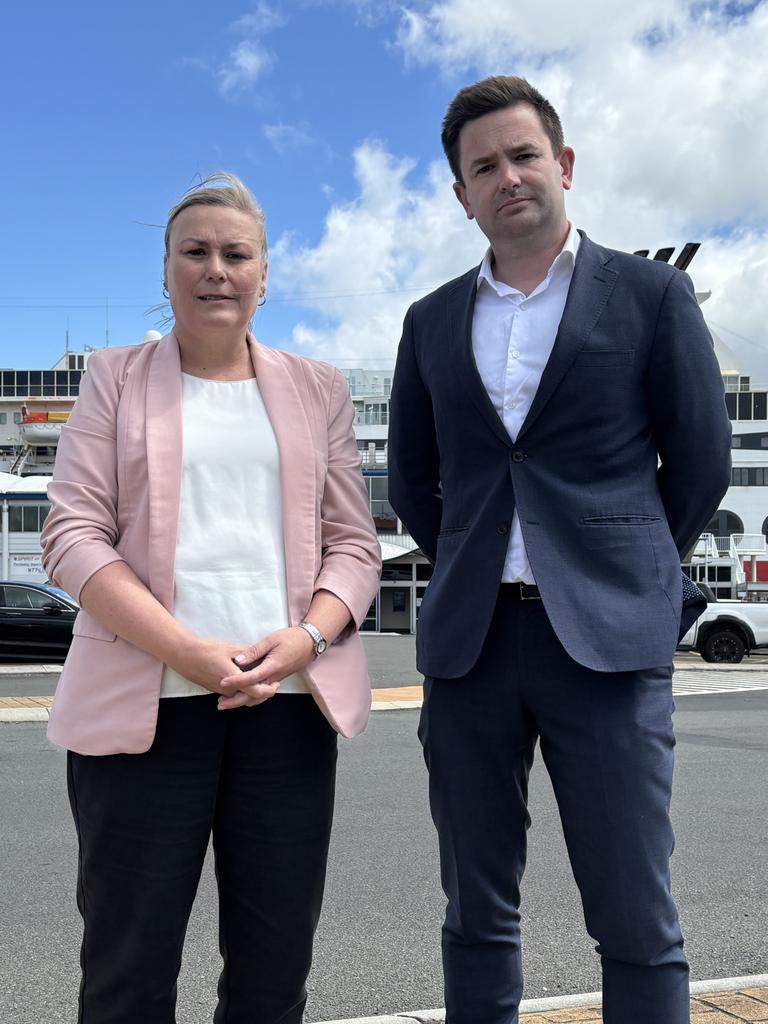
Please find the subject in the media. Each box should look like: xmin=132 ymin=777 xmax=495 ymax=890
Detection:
xmin=162 ymin=285 xmax=170 ymax=299
xmin=257 ymin=293 xmax=266 ymax=307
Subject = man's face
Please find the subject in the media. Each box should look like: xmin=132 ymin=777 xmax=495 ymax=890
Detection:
xmin=453 ymin=103 xmax=575 ymax=247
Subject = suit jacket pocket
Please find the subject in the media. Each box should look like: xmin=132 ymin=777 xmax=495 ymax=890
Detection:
xmin=573 ymin=349 xmax=634 ymax=367
xmin=72 ymin=610 xmax=118 ymax=643
xmin=582 ymin=514 xmax=662 ymax=525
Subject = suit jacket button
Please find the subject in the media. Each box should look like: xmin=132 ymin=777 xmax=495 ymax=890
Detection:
xmin=497 ymin=523 xmax=509 ymax=535
xmin=512 ymin=450 xmax=526 ymax=463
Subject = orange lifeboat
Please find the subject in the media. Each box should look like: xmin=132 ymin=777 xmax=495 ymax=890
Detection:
xmin=19 ymin=407 xmax=70 ymax=446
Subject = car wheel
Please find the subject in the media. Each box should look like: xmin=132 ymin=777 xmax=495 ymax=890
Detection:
xmin=700 ymin=629 xmax=747 ymax=663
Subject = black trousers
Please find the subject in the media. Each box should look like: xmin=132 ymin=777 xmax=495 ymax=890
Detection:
xmin=420 ymin=590 xmax=689 ymax=1024
xmin=67 ymin=694 xmax=338 ymax=1024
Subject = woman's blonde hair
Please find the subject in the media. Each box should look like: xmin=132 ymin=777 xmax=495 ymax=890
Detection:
xmin=164 ymin=171 xmax=268 ymax=261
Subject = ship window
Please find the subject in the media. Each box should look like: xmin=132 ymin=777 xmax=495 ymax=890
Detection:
xmin=725 ymin=393 xmax=737 ymax=419
xmin=0 ymin=413 xmax=6 ymax=424
xmin=13 ymin=412 xmax=21 ymax=424
xmin=755 ymin=393 xmax=768 ymax=419
xmin=738 ymin=393 xmax=753 ymax=419
xmin=16 ymin=371 xmax=28 ymax=390
xmin=731 ymin=467 xmax=749 ymax=485
xmin=705 ymin=510 xmax=743 ymax=537
xmin=368 ymin=477 xmax=389 ymax=500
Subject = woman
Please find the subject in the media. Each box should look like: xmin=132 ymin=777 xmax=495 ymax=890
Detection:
xmin=41 ymin=172 xmax=381 ymax=1023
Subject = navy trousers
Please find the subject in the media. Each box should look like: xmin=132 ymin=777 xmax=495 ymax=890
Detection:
xmin=67 ymin=694 xmax=337 ymax=1024
xmin=419 ymin=587 xmax=689 ymax=1024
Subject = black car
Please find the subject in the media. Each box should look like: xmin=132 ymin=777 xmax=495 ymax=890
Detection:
xmin=0 ymin=581 xmax=78 ymax=662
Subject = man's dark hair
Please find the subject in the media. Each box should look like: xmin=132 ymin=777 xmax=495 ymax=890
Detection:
xmin=441 ymin=75 xmax=565 ymax=183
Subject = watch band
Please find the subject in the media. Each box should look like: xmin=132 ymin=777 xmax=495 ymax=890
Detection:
xmin=299 ymin=621 xmax=327 ymax=657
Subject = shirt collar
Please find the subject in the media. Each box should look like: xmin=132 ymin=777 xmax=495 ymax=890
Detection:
xmin=477 ymin=223 xmax=581 ymax=297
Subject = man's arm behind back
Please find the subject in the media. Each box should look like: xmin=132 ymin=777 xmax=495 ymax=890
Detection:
xmin=646 ymin=268 xmax=732 ymax=556
xmin=388 ymin=304 xmax=443 ymax=563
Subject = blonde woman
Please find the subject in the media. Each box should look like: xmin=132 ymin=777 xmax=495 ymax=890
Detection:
xmin=42 ymin=172 xmax=381 ymax=1023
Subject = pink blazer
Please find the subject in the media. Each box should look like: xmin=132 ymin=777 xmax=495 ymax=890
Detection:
xmin=41 ymin=334 xmax=382 ymax=755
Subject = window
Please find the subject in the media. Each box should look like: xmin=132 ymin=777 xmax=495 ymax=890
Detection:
xmin=725 ymin=393 xmax=737 ymax=419
xmin=731 ymin=467 xmax=749 ymax=486
xmin=13 ymin=412 xmax=21 ymax=424
xmin=705 ymin=510 xmax=744 ymax=537
xmin=755 ymin=393 xmax=768 ymax=420
xmin=8 ymin=503 xmax=51 ymax=532
xmin=0 ymin=413 xmax=6 ymax=424
xmin=1 ymin=586 xmax=61 ymax=610
xmin=738 ymin=393 xmax=753 ymax=419
xmin=369 ymin=476 xmax=389 ymax=501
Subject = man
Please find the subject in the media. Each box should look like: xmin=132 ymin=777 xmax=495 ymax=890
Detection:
xmin=388 ymin=76 xmax=731 ymax=1024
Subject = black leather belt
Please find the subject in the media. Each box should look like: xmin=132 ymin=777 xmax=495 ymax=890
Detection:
xmin=501 ymin=582 xmax=541 ymax=600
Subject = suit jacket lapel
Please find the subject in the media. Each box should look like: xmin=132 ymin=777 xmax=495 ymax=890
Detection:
xmin=447 ymin=267 xmax=513 ymax=448
xmin=518 ymin=234 xmax=618 ymax=438
xmin=145 ymin=334 xmax=183 ymax=610
xmin=249 ymin=337 xmax=317 ymax=625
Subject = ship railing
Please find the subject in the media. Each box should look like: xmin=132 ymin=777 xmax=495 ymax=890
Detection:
xmin=731 ymin=533 xmax=767 ymax=555
xmin=359 ymin=446 xmax=388 ymax=468
xmin=692 ymin=533 xmax=720 ymax=559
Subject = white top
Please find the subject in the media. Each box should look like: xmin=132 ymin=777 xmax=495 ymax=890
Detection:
xmin=160 ymin=373 xmax=308 ymax=698
xmin=472 ymin=223 xmax=581 ymax=583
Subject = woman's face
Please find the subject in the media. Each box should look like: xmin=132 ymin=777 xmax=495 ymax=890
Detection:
xmin=164 ymin=204 xmax=267 ymax=337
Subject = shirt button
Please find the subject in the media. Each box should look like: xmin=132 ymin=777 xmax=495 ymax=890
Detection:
xmin=511 ymin=350 xmax=520 ymax=359
xmin=520 ymin=302 xmax=528 ymax=310
xmin=497 ymin=523 xmax=510 ymax=535
xmin=512 ymin=450 xmax=526 ymax=463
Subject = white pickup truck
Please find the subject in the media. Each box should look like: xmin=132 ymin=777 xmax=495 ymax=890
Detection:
xmin=679 ymin=586 xmax=768 ymax=662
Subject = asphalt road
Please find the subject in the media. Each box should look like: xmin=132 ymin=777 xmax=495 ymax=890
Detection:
xmin=4 ymin=634 xmax=768 ymax=698
xmin=1 ymin=690 xmax=767 ymax=1023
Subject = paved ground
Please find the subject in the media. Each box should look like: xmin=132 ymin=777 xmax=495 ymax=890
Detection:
xmin=511 ymin=987 xmax=768 ymax=1023
xmin=2 ymin=638 xmax=767 ymax=1022
xmin=2 ymin=688 xmax=767 ymax=1023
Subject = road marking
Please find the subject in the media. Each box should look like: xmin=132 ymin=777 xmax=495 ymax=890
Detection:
xmin=3 ymin=674 xmax=768 ymax=724
xmin=673 ymin=673 xmax=768 ymax=694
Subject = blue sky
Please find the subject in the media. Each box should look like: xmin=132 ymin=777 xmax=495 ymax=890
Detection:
xmin=3 ymin=0 xmax=767 ymax=375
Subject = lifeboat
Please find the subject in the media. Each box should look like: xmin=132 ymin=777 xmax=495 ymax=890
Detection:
xmin=19 ymin=408 xmax=70 ymax=446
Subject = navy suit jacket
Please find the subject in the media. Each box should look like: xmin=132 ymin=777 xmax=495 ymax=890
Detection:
xmin=388 ymin=233 xmax=732 ymax=678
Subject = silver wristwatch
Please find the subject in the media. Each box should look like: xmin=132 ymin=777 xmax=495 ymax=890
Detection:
xmin=299 ymin=621 xmax=327 ymax=658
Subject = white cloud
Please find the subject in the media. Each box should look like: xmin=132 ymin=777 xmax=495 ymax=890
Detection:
xmin=230 ymin=2 xmax=287 ymax=35
xmin=272 ymin=0 xmax=768 ymax=375
xmin=271 ymin=142 xmax=483 ymax=362
xmin=217 ymin=39 xmax=274 ymax=95
xmin=263 ymin=121 xmax=326 ymax=156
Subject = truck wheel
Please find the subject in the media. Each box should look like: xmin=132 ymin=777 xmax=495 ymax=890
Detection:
xmin=700 ymin=629 xmax=747 ymax=664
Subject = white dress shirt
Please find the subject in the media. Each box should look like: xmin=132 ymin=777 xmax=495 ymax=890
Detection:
xmin=472 ymin=223 xmax=581 ymax=583
xmin=161 ymin=373 xmax=308 ymax=697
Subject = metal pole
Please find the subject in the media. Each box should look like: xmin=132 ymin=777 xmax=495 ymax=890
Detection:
xmin=1 ymin=499 xmax=9 ymax=579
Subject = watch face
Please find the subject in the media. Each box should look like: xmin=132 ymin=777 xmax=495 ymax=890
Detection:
xmin=316 ymin=638 xmax=328 ymax=655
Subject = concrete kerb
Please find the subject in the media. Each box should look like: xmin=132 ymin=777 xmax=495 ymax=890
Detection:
xmin=314 ymin=974 xmax=768 ymax=1024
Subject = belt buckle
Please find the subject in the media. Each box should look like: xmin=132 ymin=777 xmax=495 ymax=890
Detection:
xmin=520 ymin=583 xmax=538 ymax=600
